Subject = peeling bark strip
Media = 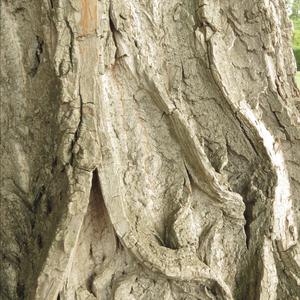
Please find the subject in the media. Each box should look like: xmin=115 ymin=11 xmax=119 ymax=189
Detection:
xmin=80 ymin=0 xmax=97 ymax=36
xmin=1 ymin=0 xmax=300 ymax=299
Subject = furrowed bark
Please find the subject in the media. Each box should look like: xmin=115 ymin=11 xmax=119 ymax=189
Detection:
xmin=1 ymin=0 xmax=300 ymax=299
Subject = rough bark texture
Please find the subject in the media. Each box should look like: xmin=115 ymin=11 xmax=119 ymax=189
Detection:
xmin=1 ymin=0 xmax=300 ymax=299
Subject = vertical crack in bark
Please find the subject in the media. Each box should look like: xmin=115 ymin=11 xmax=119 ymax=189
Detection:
xmin=70 ymin=86 xmax=83 ymax=167
xmin=269 ymin=105 xmax=290 ymax=141
xmin=30 ymin=36 xmax=44 ymax=77
xmin=108 ymin=1 xmax=119 ymax=61
xmin=243 ymin=197 xmax=253 ymax=249
xmin=48 ymin=0 xmax=54 ymax=10
xmin=64 ymin=19 xmax=74 ymax=71
xmin=234 ymin=115 xmax=260 ymax=157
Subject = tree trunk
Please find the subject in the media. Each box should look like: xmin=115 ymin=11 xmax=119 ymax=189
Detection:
xmin=1 ymin=0 xmax=300 ymax=299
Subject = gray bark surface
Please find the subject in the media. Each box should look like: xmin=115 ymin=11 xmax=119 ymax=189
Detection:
xmin=1 ymin=0 xmax=300 ymax=299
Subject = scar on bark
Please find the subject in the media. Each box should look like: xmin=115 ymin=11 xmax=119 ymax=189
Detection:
xmin=90 ymin=168 xmax=123 ymax=255
xmin=30 ymin=36 xmax=44 ymax=77
xmin=89 ymin=169 xmax=123 ymax=253
xmin=89 ymin=168 xmax=122 ymax=251
xmin=55 ymin=169 xmax=121 ymax=297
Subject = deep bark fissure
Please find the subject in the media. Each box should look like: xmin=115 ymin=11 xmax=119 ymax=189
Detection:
xmin=1 ymin=0 xmax=300 ymax=299
xmin=64 ymin=19 xmax=74 ymax=71
xmin=30 ymin=36 xmax=44 ymax=77
xmin=70 ymin=86 xmax=83 ymax=167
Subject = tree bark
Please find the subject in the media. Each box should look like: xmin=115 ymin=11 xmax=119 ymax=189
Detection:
xmin=1 ymin=0 xmax=300 ymax=299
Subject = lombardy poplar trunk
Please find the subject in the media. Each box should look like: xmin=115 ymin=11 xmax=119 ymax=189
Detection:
xmin=1 ymin=0 xmax=300 ymax=299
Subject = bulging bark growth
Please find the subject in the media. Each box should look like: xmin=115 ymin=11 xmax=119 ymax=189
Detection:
xmin=1 ymin=0 xmax=300 ymax=299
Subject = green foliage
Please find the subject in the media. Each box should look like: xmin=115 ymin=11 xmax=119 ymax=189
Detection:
xmin=290 ymin=15 xmax=300 ymax=86
xmin=296 ymin=72 xmax=300 ymax=86
xmin=291 ymin=0 xmax=300 ymax=18
xmin=294 ymin=48 xmax=300 ymax=69
xmin=292 ymin=17 xmax=300 ymax=49
xmin=292 ymin=17 xmax=300 ymax=87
